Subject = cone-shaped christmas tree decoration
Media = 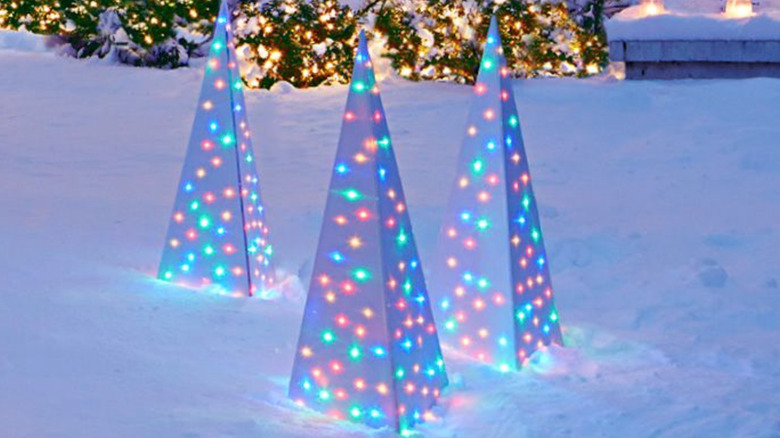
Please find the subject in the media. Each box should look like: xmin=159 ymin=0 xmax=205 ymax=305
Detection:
xmin=289 ymin=31 xmax=447 ymax=433
xmin=158 ymin=0 xmax=275 ymax=297
xmin=430 ymin=16 xmax=563 ymax=371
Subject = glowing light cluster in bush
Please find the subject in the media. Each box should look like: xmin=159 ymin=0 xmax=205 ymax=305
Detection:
xmin=0 ymin=0 xmax=61 ymax=33
xmin=289 ymin=31 xmax=447 ymax=434
xmin=369 ymin=0 xmax=607 ymax=84
xmin=431 ymin=17 xmax=563 ymax=371
xmin=159 ymin=1 xmax=275 ymax=297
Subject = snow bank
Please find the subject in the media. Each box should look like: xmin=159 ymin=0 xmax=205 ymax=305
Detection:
xmin=662 ymin=0 xmax=780 ymax=14
xmin=607 ymin=0 xmax=780 ymax=41
xmin=608 ymin=10 xmax=780 ymax=40
xmin=0 ymin=29 xmax=52 ymax=53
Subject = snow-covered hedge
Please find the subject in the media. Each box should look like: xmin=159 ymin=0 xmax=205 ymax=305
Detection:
xmin=0 ymin=0 xmax=608 ymax=85
xmin=0 ymin=0 xmax=216 ymax=67
xmin=235 ymin=0 xmax=358 ymax=88
xmin=360 ymin=0 xmax=607 ymax=83
xmin=59 ymin=0 xmax=216 ymax=67
xmin=0 ymin=0 xmax=62 ymax=34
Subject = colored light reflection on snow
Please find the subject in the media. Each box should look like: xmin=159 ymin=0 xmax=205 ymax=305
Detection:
xmin=158 ymin=0 xmax=275 ymax=297
xmin=430 ymin=16 xmax=563 ymax=372
xmin=289 ymin=31 xmax=447 ymax=434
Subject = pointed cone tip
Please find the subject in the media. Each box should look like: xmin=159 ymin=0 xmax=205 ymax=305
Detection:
xmin=357 ymin=30 xmax=369 ymax=55
xmin=487 ymin=15 xmax=500 ymax=39
xmin=351 ymin=29 xmax=373 ymax=77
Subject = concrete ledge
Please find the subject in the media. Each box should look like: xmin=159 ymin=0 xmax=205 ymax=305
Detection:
xmin=610 ymin=40 xmax=780 ymax=62
xmin=623 ymin=61 xmax=780 ymax=79
xmin=609 ymin=40 xmax=780 ymax=79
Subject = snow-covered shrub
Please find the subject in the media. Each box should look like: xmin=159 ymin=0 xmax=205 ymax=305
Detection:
xmin=234 ymin=0 xmax=358 ymax=89
xmin=565 ymin=0 xmax=609 ymax=66
xmin=60 ymin=0 xmax=215 ymax=67
xmin=0 ymin=0 xmax=62 ymax=34
xmin=0 ymin=0 xmax=220 ymax=68
xmin=360 ymin=0 xmax=427 ymax=79
xmin=0 ymin=0 xmax=607 ymax=84
xmin=366 ymin=0 xmax=607 ymax=83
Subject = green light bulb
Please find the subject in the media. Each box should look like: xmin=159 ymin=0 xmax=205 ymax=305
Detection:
xmin=472 ymin=159 xmax=484 ymax=175
xmin=342 ymin=189 xmax=362 ymax=201
xmin=397 ymin=229 xmax=408 ymax=246
xmin=321 ymin=330 xmax=335 ymax=344
xmin=349 ymin=345 xmax=362 ymax=360
xmin=352 ymin=268 xmax=371 ymax=282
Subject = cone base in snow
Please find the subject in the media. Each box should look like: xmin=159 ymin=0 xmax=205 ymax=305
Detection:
xmin=430 ymin=16 xmax=563 ymax=371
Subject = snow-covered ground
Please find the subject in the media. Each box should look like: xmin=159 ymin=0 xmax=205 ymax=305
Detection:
xmin=1 ymin=38 xmax=780 ymax=437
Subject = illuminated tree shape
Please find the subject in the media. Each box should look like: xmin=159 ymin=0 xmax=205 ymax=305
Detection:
xmin=289 ymin=31 xmax=448 ymax=434
xmin=158 ymin=0 xmax=275 ymax=297
xmin=430 ymin=16 xmax=563 ymax=372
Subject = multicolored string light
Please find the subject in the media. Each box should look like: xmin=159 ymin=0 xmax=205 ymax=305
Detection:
xmin=289 ymin=30 xmax=447 ymax=435
xmin=159 ymin=0 xmax=275 ymax=297
xmin=431 ymin=16 xmax=563 ymax=372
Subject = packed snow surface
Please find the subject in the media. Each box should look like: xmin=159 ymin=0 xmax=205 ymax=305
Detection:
xmin=1 ymin=43 xmax=780 ymax=437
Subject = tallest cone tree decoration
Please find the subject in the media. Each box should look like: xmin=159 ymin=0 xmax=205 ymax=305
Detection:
xmin=430 ymin=16 xmax=563 ymax=372
xmin=289 ymin=31 xmax=447 ymax=434
xmin=159 ymin=0 xmax=275 ymax=297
